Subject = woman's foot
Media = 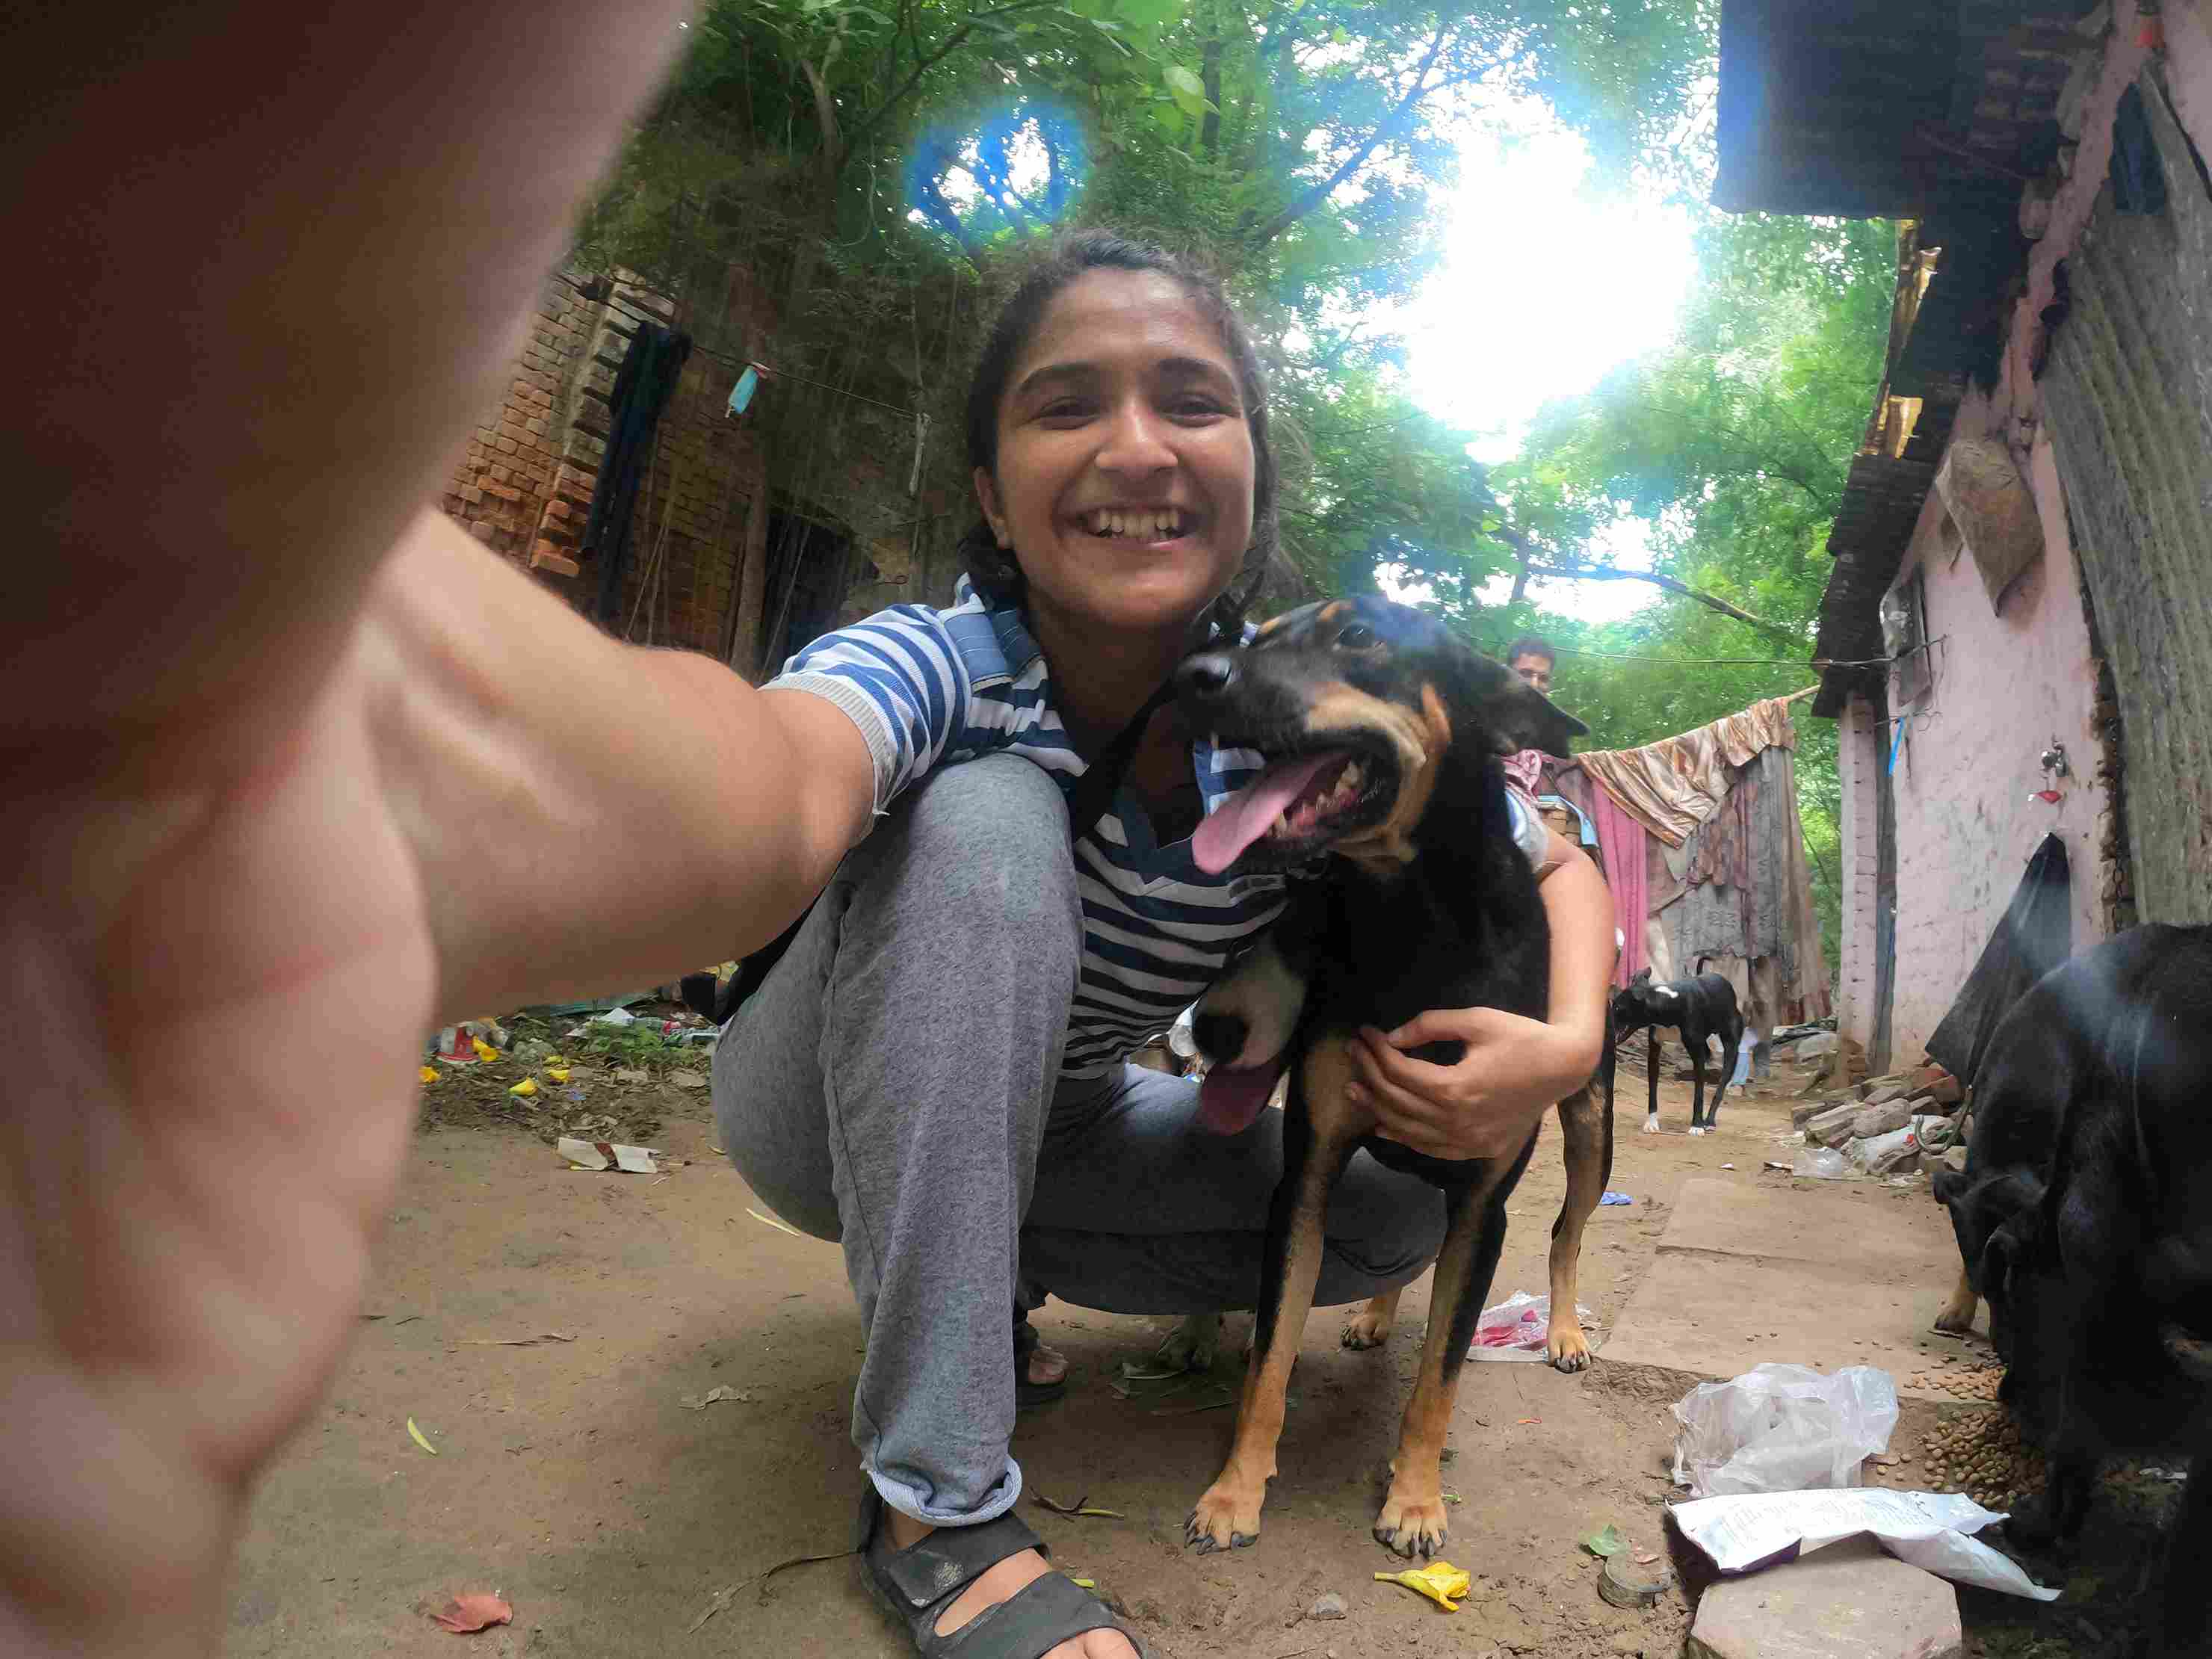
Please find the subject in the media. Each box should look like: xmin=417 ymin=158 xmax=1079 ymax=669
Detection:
xmin=1028 ymin=1340 xmax=1067 ymax=1388
xmin=883 ymin=1510 xmax=1137 ymax=1659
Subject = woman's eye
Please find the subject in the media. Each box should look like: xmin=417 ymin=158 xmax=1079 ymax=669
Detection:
xmin=1335 ymin=623 xmax=1377 ymax=649
xmin=1167 ymin=397 xmax=1229 ymax=419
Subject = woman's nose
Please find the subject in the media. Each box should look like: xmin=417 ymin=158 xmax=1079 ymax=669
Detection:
xmin=1094 ymin=398 xmax=1176 ymax=475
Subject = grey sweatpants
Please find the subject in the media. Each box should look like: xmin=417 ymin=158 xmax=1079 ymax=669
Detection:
xmin=714 ymin=753 xmax=1445 ymax=1527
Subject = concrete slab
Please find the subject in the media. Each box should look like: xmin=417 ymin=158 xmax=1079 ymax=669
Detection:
xmin=1604 ymin=1178 xmax=1970 ymax=1397
xmin=1687 ymin=1537 xmax=1963 ymax=1659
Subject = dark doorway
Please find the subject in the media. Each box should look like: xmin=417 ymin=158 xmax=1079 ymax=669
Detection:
xmin=758 ymin=507 xmax=853 ymax=679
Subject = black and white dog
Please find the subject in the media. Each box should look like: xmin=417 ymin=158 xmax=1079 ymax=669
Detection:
xmin=1611 ymin=966 xmax=1744 ymax=1136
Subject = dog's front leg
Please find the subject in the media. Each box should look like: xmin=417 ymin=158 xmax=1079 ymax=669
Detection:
xmin=1545 ymin=1082 xmax=1609 ymax=1371
xmin=1686 ymin=1026 xmax=1708 ymax=1133
xmin=1187 ymin=1051 xmax=1357 ymax=1553
xmin=1641 ymin=1028 xmax=1661 ymax=1133
xmin=1376 ymin=1145 xmax=1529 ymax=1557
xmin=1933 ymin=1264 xmax=1978 ymax=1335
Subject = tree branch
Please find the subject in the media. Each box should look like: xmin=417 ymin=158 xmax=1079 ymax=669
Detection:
xmin=838 ymin=0 xmax=1061 ymax=164
xmin=1526 ymin=560 xmax=1800 ymax=641
xmin=1244 ymin=24 xmax=1451 ymax=252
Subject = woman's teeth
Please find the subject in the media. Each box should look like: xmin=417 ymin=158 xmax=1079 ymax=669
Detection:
xmin=1084 ymin=508 xmax=1188 ymax=540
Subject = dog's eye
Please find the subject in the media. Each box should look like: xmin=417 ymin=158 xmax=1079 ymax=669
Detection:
xmin=1335 ymin=623 xmax=1377 ymax=649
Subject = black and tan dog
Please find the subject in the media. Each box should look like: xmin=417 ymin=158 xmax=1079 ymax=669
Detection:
xmin=1172 ymin=595 xmax=1611 ymax=1558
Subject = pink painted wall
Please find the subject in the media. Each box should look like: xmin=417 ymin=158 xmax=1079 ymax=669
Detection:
xmin=1871 ymin=404 xmax=2110 ymax=1066
xmin=1832 ymin=693 xmax=1884 ymax=1057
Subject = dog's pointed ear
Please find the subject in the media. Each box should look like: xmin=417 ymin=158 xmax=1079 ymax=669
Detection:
xmin=1445 ymin=646 xmax=1589 ymax=756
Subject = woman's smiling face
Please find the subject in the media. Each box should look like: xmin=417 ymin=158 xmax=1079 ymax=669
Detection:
xmin=975 ymin=268 xmax=1256 ymax=641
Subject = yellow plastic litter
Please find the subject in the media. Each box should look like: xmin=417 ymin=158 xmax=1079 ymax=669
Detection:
xmin=546 ymin=1067 xmax=571 ymax=1084
xmin=1071 ymin=1578 xmax=1097 ymax=1590
xmin=472 ymin=1038 xmax=500 ymax=1063
xmin=508 ymin=1077 xmax=539 ymax=1098
xmin=407 ymin=1418 xmax=439 ymax=1456
xmin=1373 ymin=1560 xmax=1470 ymax=1612
xmin=418 ymin=1066 xmax=439 ymax=1084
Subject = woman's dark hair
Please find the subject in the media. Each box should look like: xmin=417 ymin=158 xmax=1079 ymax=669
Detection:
xmin=957 ymin=229 xmax=1279 ymax=640
xmin=1505 ymin=634 xmax=1556 ymax=667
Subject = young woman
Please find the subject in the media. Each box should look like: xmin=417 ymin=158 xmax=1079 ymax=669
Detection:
xmin=711 ymin=231 xmax=1619 ymax=1659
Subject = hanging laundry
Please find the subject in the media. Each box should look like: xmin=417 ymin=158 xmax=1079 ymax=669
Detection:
xmin=1586 ymin=783 xmax=1650 ymax=989
xmin=581 ymin=322 xmax=693 ymax=627
xmin=727 ymin=363 xmax=760 ymax=418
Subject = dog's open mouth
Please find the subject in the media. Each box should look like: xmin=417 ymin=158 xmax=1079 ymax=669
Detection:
xmin=1193 ymin=744 xmax=1394 ymax=874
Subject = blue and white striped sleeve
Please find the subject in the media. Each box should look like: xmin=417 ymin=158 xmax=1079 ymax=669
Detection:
xmin=1505 ymin=789 xmax=1550 ymax=870
xmin=766 ymin=605 xmax=971 ymax=814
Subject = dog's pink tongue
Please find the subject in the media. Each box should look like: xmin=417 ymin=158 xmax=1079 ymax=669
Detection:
xmin=1192 ymin=752 xmax=1342 ymax=874
xmin=1196 ymin=1060 xmax=1285 ymax=1134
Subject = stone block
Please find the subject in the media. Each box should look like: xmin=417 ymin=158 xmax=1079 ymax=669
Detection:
xmin=1687 ymin=1539 xmax=1962 ymax=1659
xmin=1806 ymin=1102 xmax=1864 ymax=1148
xmin=1852 ymin=1098 xmax=1915 ymax=1140
xmin=529 ymin=540 xmax=580 ymax=578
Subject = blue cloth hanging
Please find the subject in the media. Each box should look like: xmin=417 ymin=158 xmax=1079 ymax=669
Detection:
xmin=728 ymin=365 xmax=760 ymax=418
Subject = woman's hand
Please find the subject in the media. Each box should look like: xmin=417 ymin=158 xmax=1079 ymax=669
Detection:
xmin=1347 ymin=1007 xmax=1605 ymax=1160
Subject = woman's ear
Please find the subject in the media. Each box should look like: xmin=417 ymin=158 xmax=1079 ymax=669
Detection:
xmin=973 ymin=467 xmax=1010 ymax=549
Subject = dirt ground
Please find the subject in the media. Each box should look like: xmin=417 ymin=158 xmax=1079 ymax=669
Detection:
xmin=226 ymin=1044 xmax=2145 ymax=1658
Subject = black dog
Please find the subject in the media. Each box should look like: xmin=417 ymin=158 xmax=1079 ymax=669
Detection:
xmin=1936 ymin=924 xmax=2212 ymax=1658
xmin=1170 ymin=596 xmax=1603 ymax=1559
xmin=1610 ymin=966 xmax=1744 ymax=1135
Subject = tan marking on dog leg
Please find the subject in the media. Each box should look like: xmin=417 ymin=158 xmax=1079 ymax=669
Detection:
xmin=1933 ymin=1263 xmax=1978 ymax=1335
xmin=1188 ymin=1040 xmax=1365 ymax=1553
xmin=1376 ymin=1163 xmax=1513 ymax=1558
xmin=1547 ymin=1084 xmax=1607 ymax=1371
xmin=1342 ymin=1284 xmax=1403 ymax=1350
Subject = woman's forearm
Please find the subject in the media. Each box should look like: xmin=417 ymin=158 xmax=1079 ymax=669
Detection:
xmin=1534 ymin=835 xmax=1615 ymax=1066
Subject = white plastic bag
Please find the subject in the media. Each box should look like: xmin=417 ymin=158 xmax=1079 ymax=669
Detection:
xmin=1671 ymin=1364 xmax=1898 ymax=1497
xmin=1791 ymin=1146 xmax=1847 ymax=1179
xmin=1465 ymin=1291 xmax=1595 ymax=1362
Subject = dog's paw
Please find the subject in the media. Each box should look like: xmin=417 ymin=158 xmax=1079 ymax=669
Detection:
xmin=1932 ymin=1307 xmax=1977 ymax=1337
xmin=1687 ymin=1125 xmax=1706 ymax=1137
xmin=1155 ymin=1312 xmax=1221 ymax=1374
xmin=1373 ymin=1479 xmax=1451 ymax=1559
xmin=1640 ymin=1117 xmax=1660 ymax=1134
xmin=1341 ymin=1306 xmax=1394 ymax=1350
xmin=1185 ymin=1477 xmax=1264 ymax=1554
xmin=1547 ymin=1315 xmax=1593 ymax=1373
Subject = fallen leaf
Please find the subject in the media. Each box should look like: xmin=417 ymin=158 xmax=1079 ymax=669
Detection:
xmin=508 ymin=1077 xmax=538 ymax=1098
xmin=430 ymin=1592 xmax=512 ymax=1634
xmin=1034 ymin=1492 xmax=1090 ymax=1516
xmin=1076 ymin=1507 xmax=1124 ymax=1519
xmin=546 ymin=1066 xmax=571 ymax=1084
xmin=1634 ymin=1550 xmax=1660 ymax=1566
xmin=681 ymin=1385 xmax=754 ymax=1409
xmin=1515 ymin=1417 xmax=1541 ymax=1426
xmin=407 ymin=1418 xmax=439 ymax=1456
xmin=1149 ymin=1390 xmax=1234 ymax=1417
xmin=745 ymin=1206 xmax=805 ymax=1238
xmin=419 ymin=1066 xmax=440 ymax=1084
xmin=1444 ymin=1493 xmax=1462 ymax=1505
xmin=668 ymin=1069 xmax=707 ymax=1089
xmin=614 ymin=1067 xmax=649 ymax=1084
xmin=1374 ymin=1560 xmax=1471 ymax=1611
xmin=1581 ymin=1523 xmax=1625 ymax=1559
xmin=1071 ymin=1578 xmax=1098 ymax=1590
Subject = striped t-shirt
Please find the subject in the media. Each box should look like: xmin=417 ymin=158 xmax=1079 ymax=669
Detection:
xmin=773 ymin=578 xmax=1543 ymax=1078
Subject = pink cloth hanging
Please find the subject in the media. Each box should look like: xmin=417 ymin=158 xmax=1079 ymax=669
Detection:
xmin=1587 ymin=781 xmax=1650 ymax=989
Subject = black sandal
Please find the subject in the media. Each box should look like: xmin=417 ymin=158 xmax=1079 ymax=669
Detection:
xmin=856 ymin=1486 xmax=1152 ymax=1658
xmin=1013 ymin=1313 xmax=1066 ymax=1410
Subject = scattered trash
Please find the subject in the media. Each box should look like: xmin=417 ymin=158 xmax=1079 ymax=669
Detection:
xmin=1515 ymin=1418 xmax=1542 ymax=1426
xmin=460 ymin=1332 xmax=574 ymax=1347
xmin=419 ymin=1065 xmax=440 ymax=1084
xmin=430 ymin=1592 xmax=513 ymax=1633
xmin=407 ymin=1418 xmax=439 ymax=1456
xmin=745 ymin=1205 xmax=805 ymax=1239
xmin=472 ymin=1038 xmax=501 ymax=1063
xmin=558 ymin=1137 xmax=658 ymax=1173
xmin=673 ymin=1028 xmax=720 ymax=1048
xmin=1720 ymin=1163 xmax=1736 ymax=1170
xmin=546 ymin=1066 xmax=570 ymax=1084
xmin=1598 ymin=1553 xmax=1670 ymax=1609
xmin=1443 ymin=1493 xmax=1462 ymax=1504
xmin=592 ymin=1006 xmax=640 ymax=1028
xmin=1310 ymin=1591 xmax=1348 ymax=1619
xmin=667 ymin=1069 xmax=707 ymax=1090
xmin=1600 ymin=1191 xmax=1633 ymax=1205
xmin=1373 ymin=1560 xmax=1471 ymax=1611
xmin=508 ymin=1077 xmax=538 ymax=1099
xmin=1634 ymin=1550 xmax=1660 ymax=1566
xmin=1672 ymin=1365 xmax=1898 ymax=1498
xmin=1669 ymin=1487 xmax=2060 ymax=1600
xmin=1468 ymin=1292 xmax=1596 ymax=1362
xmin=681 ymin=1385 xmax=754 ymax=1409
xmin=1763 ymin=1160 xmax=1792 ymax=1172
xmin=1848 ymin=1124 xmax=1921 ymax=1175
xmin=1581 ymin=1523 xmax=1625 ymax=1558
xmin=1117 ymin=1360 xmax=1186 ymax=1382
xmin=1791 ymin=1147 xmax=1847 ymax=1180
